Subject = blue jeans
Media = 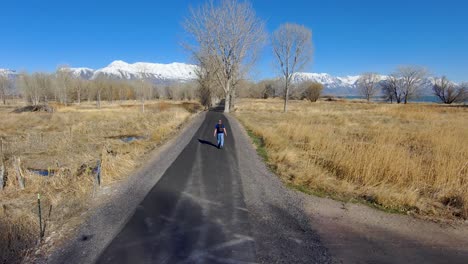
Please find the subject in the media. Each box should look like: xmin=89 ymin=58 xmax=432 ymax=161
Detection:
xmin=217 ymin=133 xmax=224 ymax=148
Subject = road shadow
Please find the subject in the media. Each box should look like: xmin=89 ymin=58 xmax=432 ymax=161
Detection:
xmin=198 ymin=139 xmax=219 ymax=149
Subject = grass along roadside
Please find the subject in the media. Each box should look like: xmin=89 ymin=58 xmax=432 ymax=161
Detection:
xmin=244 ymin=126 xmax=406 ymax=215
xmin=0 ymin=100 xmax=201 ymax=264
xmin=235 ymin=98 xmax=468 ymax=220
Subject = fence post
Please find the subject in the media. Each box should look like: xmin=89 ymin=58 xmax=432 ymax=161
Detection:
xmin=96 ymin=160 xmax=102 ymax=186
xmin=38 ymin=193 xmax=44 ymax=240
xmin=93 ymin=159 xmax=102 ymax=197
xmin=0 ymin=159 xmax=4 ymax=191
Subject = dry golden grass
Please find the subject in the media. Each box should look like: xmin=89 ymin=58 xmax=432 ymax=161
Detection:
xmin=235 ymin=98 xmax=468 ymax=219
xmin=0 ymin=100 xmax=200 ymax=263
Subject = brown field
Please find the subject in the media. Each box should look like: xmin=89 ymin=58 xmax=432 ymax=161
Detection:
xmin=235 ymin=98 xmax=468 ymax=219
xmin=0 ymin=100 xmax=200 ymax=263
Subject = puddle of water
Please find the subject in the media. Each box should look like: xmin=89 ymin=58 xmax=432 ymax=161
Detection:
xmin=107 ymin=135 xmax=146 ymax=143
xmin=29 ymin=169 xmax=54 ymax=177
xmin=120 ymin=136 xmax=144 ymax=143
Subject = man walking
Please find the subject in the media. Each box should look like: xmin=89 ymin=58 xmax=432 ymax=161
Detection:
xmin=214 ymin=119 xmax=228 ymax=149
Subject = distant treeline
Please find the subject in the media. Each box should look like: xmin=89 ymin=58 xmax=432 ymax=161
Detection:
xmin=0 ymin=70 xmax=199 ymax=107
xmin=0 ymin=67 xmax=466 ymax=107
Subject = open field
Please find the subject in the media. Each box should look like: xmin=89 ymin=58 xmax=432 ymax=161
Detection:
xmin=0 ymin=100 xmax=200 ymax=264
xmin=235 ymin=98 xmax=468 ymax=220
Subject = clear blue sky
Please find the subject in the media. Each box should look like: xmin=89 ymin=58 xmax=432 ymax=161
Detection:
xmin=1 ymin=0 xmax=467 ymax=82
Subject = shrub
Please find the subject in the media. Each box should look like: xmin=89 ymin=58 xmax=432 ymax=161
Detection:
xmin=302 ymin=82 xmax=323 ymax=102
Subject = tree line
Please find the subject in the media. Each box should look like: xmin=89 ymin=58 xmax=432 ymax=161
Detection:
xmin=0 ymin=69 xmax=198 ymax=108
xmin=357 ymin=67 xmax=467 ymax=104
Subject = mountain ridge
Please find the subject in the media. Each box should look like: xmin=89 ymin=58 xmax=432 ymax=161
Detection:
xmin=1 ymin=61 xmax=453 ymax=95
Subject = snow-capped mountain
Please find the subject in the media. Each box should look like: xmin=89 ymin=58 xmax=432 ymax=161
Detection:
xmin=292 ymin=72 xmax=439 ymax=95
xmin=0 ymin=69 xmax=17 ymax=77
xmin=292 ymin=72 xmax=363 ymax=95
xmin=3 ymin=62 xmax=451 ymax=96
xmin=67 ymin=67 xmax=94 ymax=79
xmin=68 ymin=60 xmax=198 ymax=84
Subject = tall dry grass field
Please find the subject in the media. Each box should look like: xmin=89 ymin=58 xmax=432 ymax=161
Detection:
xmin=0 ymin=100 xmax=200 ymax=263
xmin=235 ymin=98 xmax=468 ymax=219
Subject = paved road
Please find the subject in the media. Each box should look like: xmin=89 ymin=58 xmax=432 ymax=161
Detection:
xmin=96 ymin=109 xmax=330 ymax=263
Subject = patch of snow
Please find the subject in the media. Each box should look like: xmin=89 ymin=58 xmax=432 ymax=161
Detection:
xmin=88 ymin=60 xmax=198 ymax=82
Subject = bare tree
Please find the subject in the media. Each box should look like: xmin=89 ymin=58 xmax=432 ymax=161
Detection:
xmin=272 ymin=23 xmax=313 ymax=112
xmin=0 ymin=75 xmax=11 ymax=105
xmin=93 ymin=74 xmax=107 ymax=108
xmin=381 ymin=74 xmax=402 ymax=103
xmin=18 ymin=73 xmax=51 ymax=105
xmin=198 ymin=82 xmax=212 ymax=109
xmin=461 ymin=83 xmax=468 ymax=103
xmin=260 ymin=80 xmax=276 ymax=99
xmin=433 ymin=76 xmax=467 ymax=104
xmin=380 ymin=66 xmax=427 ymax=104
xmin=56 ymin=66 xmax=73 ymax=105
xmin=183 ymin=0 xmax=265 ymax=113
xmin=196 ymin=64 xmax=214 ymax=108
xmin=381 ymin=80 xmax=394 ymax=103
xmin=134 ymin=79 xmax=153 ymax=113
xmin=301 ymin=81 xmax=323 ymax=102
xmin=73 ymin=78 xmax=85 ymax=105
xmin=397 ymin=66 xmax=427 ymax=104
xmin=357 ymin=73 xmax=381 ymax=102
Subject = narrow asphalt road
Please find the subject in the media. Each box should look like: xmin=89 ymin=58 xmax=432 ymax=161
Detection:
xmin=95 ymin=109 xmax=330 ymax=263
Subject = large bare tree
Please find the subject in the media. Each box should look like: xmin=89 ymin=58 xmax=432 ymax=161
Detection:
xmin=381 ymin=74 xmax=403 ymax=103
xmin=433 ymin=76 xmax=467 ymax=104
xmin=272 ymin=23 xmax=313 ymax=112
xmin=357 ymin=73 xmax=381 ymax=102
xmin=397 ymin=66 xmax=427 ymax=104
xmin=183 ymin=0 xmax=265 ymax=113
xmin=381 ymin=66 xmax=427 ymax=104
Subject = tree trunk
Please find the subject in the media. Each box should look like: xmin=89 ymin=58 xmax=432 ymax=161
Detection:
xmin=224 ymin=92 xmax=231 ymax=113
xmin=283 ymin=80 xmax=289 ymax=113
xmin=97 ymin=92 xmax=101 ymax=109
xmin=229 ymin=88 xmax=235 ymax=111
xmin=77 ymin=90 xmax=81 ymax=105
xmin=224 ymin=80 xmax=231 ymax=113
